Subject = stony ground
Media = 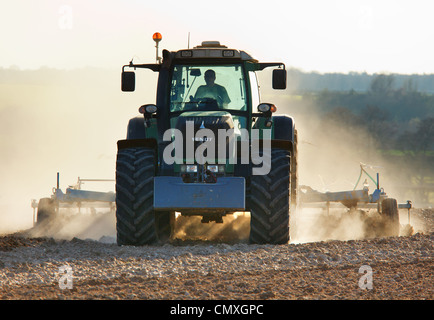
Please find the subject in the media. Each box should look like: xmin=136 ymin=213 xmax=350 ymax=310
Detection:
xmin=0 ymin=208 xmax=432 ymax=300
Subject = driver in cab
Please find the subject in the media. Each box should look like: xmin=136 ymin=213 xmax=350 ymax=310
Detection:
xmin=194 ymin=69 xmax=231 ymax=107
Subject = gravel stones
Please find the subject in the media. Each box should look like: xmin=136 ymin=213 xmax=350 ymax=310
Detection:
xmin=0 ymin=209 xmax=433 ymax=299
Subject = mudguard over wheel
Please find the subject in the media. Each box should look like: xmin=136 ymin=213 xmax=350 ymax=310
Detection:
xmin=381 ymin=198 xmax=400 ymax=237
xmin=116 ymin=147 xmax=173 ymax=245
xmin=249 ymin=148 xmax=291 ymax=244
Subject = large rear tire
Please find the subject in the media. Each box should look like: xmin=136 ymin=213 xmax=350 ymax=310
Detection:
xmin=381 ymin=198 xmax=400 ymax=237
xmin=290 ymin=130 xmax=298 ymax=239
xmin=36 ymin=198 xmax=56 ymax=226
xmin=249 ymin=148 xmax=291 ymax=244
xmin=116 ymin=147 xmax=173 ymax=245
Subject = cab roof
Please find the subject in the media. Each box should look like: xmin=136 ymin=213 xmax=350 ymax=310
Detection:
xmin=173 ymin=41 xmax=258 ymax=63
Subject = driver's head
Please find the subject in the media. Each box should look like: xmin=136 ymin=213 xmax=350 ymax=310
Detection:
xmin=204 ymin=69 xmax=216 ymax=86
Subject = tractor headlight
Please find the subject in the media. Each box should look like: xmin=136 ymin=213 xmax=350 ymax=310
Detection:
xmin=186 ymin=165 xmax=198 ymax=173
xmin=180 ymin=164 xmax=198 ymax=173
xmin=257 ymin=103 xmax=277 ymax=113
xmin=139 ymin=104 xmax=158 ymax=114
xmin=206 ymin=165 xmax=219 ymax=173
xmin=206 ymin=164 xmax=225 ymax=173
xmin=146 ymin=105 xmax=157 ymax=113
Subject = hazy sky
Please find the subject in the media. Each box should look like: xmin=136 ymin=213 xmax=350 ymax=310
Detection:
xmin=1 ymin=0 xmax=434 ymax=74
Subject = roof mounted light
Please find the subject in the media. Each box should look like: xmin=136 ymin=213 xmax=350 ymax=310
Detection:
xmin=222 ymin=50 xmax=235 ymax=57
xmin=180 ymin=50 xmax=193 ymax=57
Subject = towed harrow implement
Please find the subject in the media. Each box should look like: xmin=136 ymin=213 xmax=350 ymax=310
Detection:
xmin=299 ymin=163 xmax=412 ymax=237
xmin=32 ymin=164 xmax=412 ymax=239
xmin=31 ymin=172 xmax=115 ymax=226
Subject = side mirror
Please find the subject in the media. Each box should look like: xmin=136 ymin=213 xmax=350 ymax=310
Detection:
xmin=272 ymin=69 xmax=286 ymax=90
xmin=122 ymin=71 xmax=135 ymax=92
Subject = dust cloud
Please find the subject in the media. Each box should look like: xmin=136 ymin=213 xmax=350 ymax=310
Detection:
xmin=27 ymin=210 xmax=116 ymax=242
xmin=291 ymin=207 xmax=414 ymax=243
xmin=262 ymin=86 xmax=419 ymax=243
xmin=172 ymin=213 xmax=250 ymax=243
xmin=0 ymin=67 xmax=156 ymax=236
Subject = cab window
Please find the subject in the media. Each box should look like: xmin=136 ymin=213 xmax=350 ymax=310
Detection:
xmin=170 ymin=64 xmax=247 ymax=112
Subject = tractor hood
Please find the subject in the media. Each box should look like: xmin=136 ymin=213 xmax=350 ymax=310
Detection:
xmin=175 ymin=111 xmax=235 ymax=134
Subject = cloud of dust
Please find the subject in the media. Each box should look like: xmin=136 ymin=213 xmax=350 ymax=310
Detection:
xmin=27 ymin=209 xmax=116 ymax=241
xmin=0 ymin=67 xmax=157 ymax=237
xmin=262 ymin=84 xmax=420 ymax=242
xmin=292 ymin=207 xmax=365 ymax=243
xmin=172 ymin=212 xmax=250 ymax=243
xmin=292 ymin=206 xmax=408 ymax=243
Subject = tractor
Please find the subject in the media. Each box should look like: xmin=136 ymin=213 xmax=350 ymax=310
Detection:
xmin=117 ymin=34 xmax=297 ymax=245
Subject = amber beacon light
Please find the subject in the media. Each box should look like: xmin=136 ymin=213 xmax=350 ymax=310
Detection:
xmin=153 ymin=32 xmax=163 ymax=63
xmin=153 ymin=32 xmax=162 ymax=43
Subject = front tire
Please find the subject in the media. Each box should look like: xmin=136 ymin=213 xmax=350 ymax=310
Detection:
xmin=249 ymin=148 xmax=291 ymax=244
xmin=116 ymin=146 xmax=173 ymax=245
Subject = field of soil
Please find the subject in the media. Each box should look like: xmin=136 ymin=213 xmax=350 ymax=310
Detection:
xmin=0 ymin=208 xmax=432 ymax=301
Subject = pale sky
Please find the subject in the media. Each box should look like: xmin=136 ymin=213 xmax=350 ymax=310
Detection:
xmin=1 ymin=0 xmax=433 ymax=74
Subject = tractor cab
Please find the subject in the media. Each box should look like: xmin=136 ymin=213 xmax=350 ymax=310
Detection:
xmin=121 ymin=38 xmax=288 ymax=173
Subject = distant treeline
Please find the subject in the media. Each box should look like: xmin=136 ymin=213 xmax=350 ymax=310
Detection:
xmin=290 ymin=72 xmax=434 ymax=150
xmin=284 ymin=72 xmax=434 ymax=205
xmin=303 ymin=85 xmax=434 ymax=124
xmin=286 ymin=68 xmax=434 ymax=94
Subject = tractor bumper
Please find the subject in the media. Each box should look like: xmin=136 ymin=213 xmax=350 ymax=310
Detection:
xmin=153 ymin=177 xmax=245 ymax=211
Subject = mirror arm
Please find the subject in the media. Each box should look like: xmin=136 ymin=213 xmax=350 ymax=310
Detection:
xmin=123 ymin=63 xmax=161 ymax=72
xmin=256 ymin=62 xmax=285 ymax=71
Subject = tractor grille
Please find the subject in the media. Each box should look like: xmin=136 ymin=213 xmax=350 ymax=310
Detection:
xmin=174 ymin=112 xmax=235 ymax=162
